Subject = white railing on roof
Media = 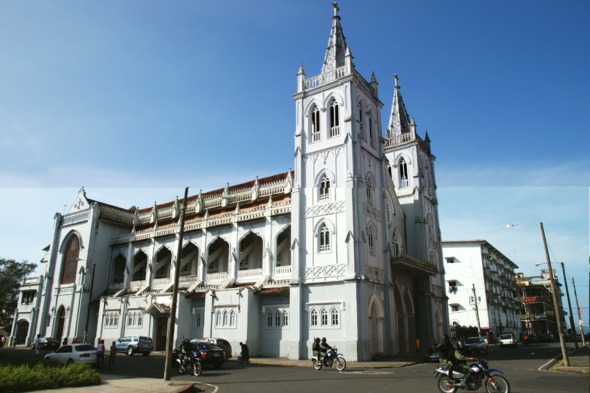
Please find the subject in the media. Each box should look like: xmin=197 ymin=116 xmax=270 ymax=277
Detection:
xmin=304 ymin=67 xmax=346 ymax=90
xmin=384 ymin=132 xmax=415 ymax=147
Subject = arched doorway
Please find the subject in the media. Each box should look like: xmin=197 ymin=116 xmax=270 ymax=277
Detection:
xmin=368 ymin=296 xmax=384 ymax=357
xmin=15 ymin=320 xmax=29 ymax=345
xmin=56 ymin=307 xmax=66 ymax=344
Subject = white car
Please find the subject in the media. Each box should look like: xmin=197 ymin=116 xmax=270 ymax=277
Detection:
xmin=464 ymin=337 xmax=488 ymax=353
xmin=498 ymin=333 xmax=517 ymax=347
xmin=44 ymin=343 xmax=97 ymax=365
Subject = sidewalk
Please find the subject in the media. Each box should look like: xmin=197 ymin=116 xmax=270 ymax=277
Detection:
xmin=549 ymin=346 xmax=589 ymax=375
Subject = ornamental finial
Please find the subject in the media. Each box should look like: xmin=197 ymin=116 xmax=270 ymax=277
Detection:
xmin=333 ymin=2 xmax=339 ymax=16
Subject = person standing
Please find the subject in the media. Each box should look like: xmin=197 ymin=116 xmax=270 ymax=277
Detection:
xmin=33 ymin=334 xmax=41 ymax=359
xmin=109 ymin=341 xmax=117 ymax=369
xmin=96 ymin=339 xmax=105 ymax=367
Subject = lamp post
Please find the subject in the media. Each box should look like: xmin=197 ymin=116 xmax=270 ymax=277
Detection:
xmin=507 ymin=222 xmax=569 ymax=366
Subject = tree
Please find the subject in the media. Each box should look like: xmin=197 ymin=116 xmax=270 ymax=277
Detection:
xmin=0 ymin=258 xmax=37 ymax=332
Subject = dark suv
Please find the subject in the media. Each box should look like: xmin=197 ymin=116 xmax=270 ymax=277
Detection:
xmin=115 ymin=336 xmax=153 ymax=356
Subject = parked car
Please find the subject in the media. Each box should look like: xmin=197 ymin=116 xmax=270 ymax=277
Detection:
xmin=498 ymin=333 xmax=517 ymax=348
xmin=190 ymin=341 xmax=226 ymax=368
xmin=36 ymin=337 xmax=60 ymax=350
xmin=44 ymin=343 xmax=97 ymax=365
xmin=115 ymin=336 xmax=153 ymax=356
xmin=464 ymin=336 xmax=488 ymax=354
xmin=192 ymin=337 xmax=232 ymax=359
xmin=424 ymin=350 xmax=441 ymax=363
xmin=541 ymin=332 xmax=555 ymax=342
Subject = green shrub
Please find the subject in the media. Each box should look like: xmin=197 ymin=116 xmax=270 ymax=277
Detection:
xmin=0 ymin=363 xmax=100 ymax=393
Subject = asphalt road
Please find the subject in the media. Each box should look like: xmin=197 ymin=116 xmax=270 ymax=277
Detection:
xmin=4 ymin=343 xmax=586 ymax=393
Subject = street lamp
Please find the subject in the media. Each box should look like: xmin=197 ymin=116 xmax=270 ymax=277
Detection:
xmin=507 ymin=222 xmax=570 ymax=367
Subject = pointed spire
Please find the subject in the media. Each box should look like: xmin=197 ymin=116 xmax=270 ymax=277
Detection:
xmin=386 ymin=74 xmax=412 ymax=137
xmin=321 ymin=2 xmax=349 ymax=74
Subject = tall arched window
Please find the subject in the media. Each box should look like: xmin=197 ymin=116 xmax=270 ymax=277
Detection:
xmin=358 ymin=103 xmax=365 ymax=141
xmin=321 ymin=308 xmax=328 ymax=326
xmin=319 ymin=223 xmax=331 ymax=252
xmin=366 ymin=176 xmax=374 ymax=205
xmin=112 ymin=254 xmax=126 ymax=284
xmin=368 ymin=111 xmax=374 ymax=147
xmin=311 ymin=309 xmax=318 ymax=326
xmin=368 ymin=226 xmax=376 ymax=256
xmin=399 ymin=158 xmax=409 ymax=188
xmin=311 ymin=105 xmax=321 ymax=142
xmin=60 ymin=235 xmax=80 ymax=285
xmin=330 ymin=100 xmax=340 ymax=137
xmin=319 ymin=174 xmax=331 ymax=201
xmin=331 ymin=307 xmax=339 ymax=326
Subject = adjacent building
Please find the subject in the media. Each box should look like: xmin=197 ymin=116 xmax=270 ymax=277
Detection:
xmin=11 ymin=3 xmax=448 ymax=361
xmin=516 ymin=270 xmax=566 ymax=339
xmin=442 ymin=240 xmax=521 ymax=341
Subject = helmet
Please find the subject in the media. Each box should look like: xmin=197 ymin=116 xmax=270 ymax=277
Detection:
xmin=314 ymin=337 xmax=320 ymax=342
xmin=442 ymin=334 xmax=450 ymax=343
xmin=457 ymin=340 xmax=465 ymax=349
xmin=321 ymin=337 xmax=326 ymax=343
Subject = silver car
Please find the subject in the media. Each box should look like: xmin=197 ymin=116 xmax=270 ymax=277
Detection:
xmin=44 ymin=343 xmax=97 ymax=365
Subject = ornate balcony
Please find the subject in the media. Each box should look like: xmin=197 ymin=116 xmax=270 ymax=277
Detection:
xmin=391 ymin=253 xmax=438 ymax=276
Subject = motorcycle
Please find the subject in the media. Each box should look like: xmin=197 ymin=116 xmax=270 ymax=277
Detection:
xmin=177 ymin=350 xmax=202 ymax=377
xmin=434 ymin=357 xmax=510 ymax=393
xmin=311 ymin=347 xmax=347 ymax=371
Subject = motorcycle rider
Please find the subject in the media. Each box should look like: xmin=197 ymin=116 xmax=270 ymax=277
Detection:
xmin=434 ymin=334 xmax=455 ymax=380
xmin=312 ymin=337 xmax=321 ymax=361
xmin=452 ymin=340 xmax=477 ymax=384
xmin=319 ymin=337 xmax=332 ymax=364
xmin=177 ymin=338 xmax=193 ymax=367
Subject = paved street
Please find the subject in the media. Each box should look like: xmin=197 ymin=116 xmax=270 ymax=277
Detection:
xmin=2 ymin=343 xmax=587 ymax=393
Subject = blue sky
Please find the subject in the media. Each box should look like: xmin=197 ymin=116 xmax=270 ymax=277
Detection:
xmin=1 ymin=1 xmax=588 ymax=331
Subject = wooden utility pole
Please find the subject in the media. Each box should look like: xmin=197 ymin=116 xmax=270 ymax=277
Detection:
xmin=572 ymin=277 xmax=586 ymax=347
xmin=472 ymin=284 xmax=481 ymax=335
xmin=164 ymin=187 xmax=189 ymax=381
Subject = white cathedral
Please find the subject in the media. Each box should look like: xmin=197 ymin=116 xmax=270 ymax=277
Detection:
xmin=13 ymin=4 xmax=449 ymax=361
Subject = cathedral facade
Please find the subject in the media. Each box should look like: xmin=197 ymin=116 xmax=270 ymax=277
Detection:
xmin=12 ymin=4 xmax=448 ymax=361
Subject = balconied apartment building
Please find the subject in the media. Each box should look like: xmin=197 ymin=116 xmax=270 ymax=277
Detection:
xmin=442 ymin=240 xmax=521 ymax=341
xmin=516 ymin=270 xmax=566 ymax=339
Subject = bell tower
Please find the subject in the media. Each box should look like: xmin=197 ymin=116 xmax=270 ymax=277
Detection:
xmin=289 ymin=2 xmax=396 ymax=361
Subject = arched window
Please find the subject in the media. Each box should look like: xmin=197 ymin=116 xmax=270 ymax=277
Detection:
xmin=319 ymin=224 xmax=331 ymax=252
xmin=311 ymin=309 xmax=318 ymax=326
xmin=366 ymin=176 xmax=374 ymax=204
xmin=282 ymin=310 xmax=289 ymax=327
xmin=132 ymin=252 xmax=147 ymax=281
xmin=358 ymin=103 xmax=365 ymax=141
xmin=60 ymin=235 xmax=80 ymax=285
xmin=330 ymin=100 xmax=340 ymax=137
xmin=275 ymin=311 xmax=281 ymax=326
xmin=267 ymin=310 xmax=273 ymax=327
xmin=311 ymin=105 xmax=321 ymax=142
xmin=368 ymin=111 xmax=374 ymax=147
xmin=230 ymin=310 xmax=236 ymax=327
xmin=399 ymin=158 xmax=409 ymax=188
xmin=319 ymin=174 xmax=331 ymax=201
xmin=331 ymin=308 xmax=339 ymax=326
xmin=112 ymin=254 xmax=126 ymax=284
xmin=320 ymin=308 xmax=328 ymax=326
xmin=368 ymin=226 xmax=376 ymax=256
xmin=215 ymin=310 xmax=222 ymax=327
xmin=222 ymin=310 xmax=228 ymax=326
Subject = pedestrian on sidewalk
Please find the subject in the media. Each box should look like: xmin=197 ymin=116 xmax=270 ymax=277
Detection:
xmin=109 ymin=341 xmax=116 ymax=369
xmin=96 ymin=339 xmax=105 ymax=367
xmin=415 ymin=337 xmax=421 ymax=352
xmin=33 ymin=334 xmax=41 ymax=359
